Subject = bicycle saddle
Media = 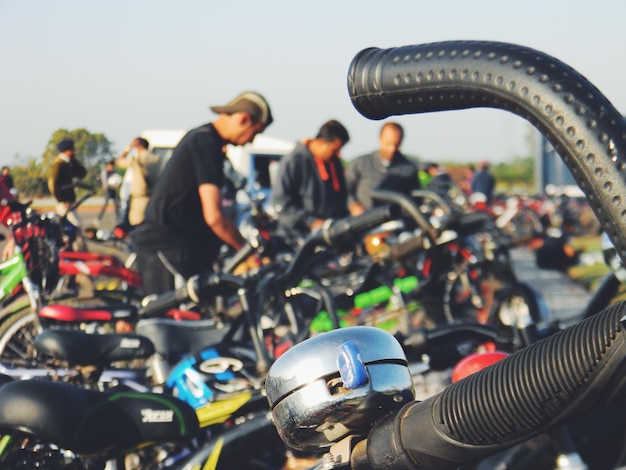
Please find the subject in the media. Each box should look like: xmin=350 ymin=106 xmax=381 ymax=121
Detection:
xmin=0 ymin=379 xmax=199 ymax=455
xmin=35 ymin=329 xmax=155 ymax=366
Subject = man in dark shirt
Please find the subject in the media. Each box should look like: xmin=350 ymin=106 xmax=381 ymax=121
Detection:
xmin=48 ymin=138 xmax=88 ymax=233
xmin=346 ymin=122 xmax=420 ymax=215
xmin=271 ymin=120 xmax=350 ymax=238
xmin=132 ymin=91 xmax=273 ymax=295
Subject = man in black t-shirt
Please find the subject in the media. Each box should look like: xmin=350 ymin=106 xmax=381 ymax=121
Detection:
xmin=132 ymin=91 xmax=273 ymax=295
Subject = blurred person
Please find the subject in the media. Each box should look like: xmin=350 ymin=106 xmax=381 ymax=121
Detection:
xmin=132 ymin=91 xmax=273 ymax=295
xmin=48 ymin=138 xmax=87 ymax=230
xmin=115 ymin=137 xmax=160 ymax=228
xmin=471 ymin=160 xmax=496 ymax=205
xmin=418 ymin=162 xmax=439 ymax=188
xmin=345 ymin=122 xmax=420 ymax=216
xmin=98 ymin=160 xmax=122 ymax=221
xmin=0 ymin=175 xmax=18 ymax=261
xmin=1 ymin=166 xmax=14 ymax=191
xmin=426 ymin=164 xmax=454 ymax=192
xmin=460 ymin=164 xmax=475 ymax=197
xmin=271 ymin=119 xmax=350 ymax=238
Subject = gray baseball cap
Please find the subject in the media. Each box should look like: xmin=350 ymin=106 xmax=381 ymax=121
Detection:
xmin=210 ymin=91 xmax=273 ymax=126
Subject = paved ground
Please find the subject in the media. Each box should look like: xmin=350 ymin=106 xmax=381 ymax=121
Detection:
xmin=509 ymin=247 xmax=592 ymax=328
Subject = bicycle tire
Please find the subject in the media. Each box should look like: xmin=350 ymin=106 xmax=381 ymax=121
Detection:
xmin=0 ymin=309 xmax=41 ymax=367
xmin=0 ymin=293 xmax=31 ymax=323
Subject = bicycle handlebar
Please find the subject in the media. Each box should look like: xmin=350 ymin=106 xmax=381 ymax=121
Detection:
xmin=370 ymin=190 xmax=437 ymax=243
xmin=348 ymin=40 xmax=626 ymax=266
xmin=138 ymin=272 xmax=246 ymax=317
xmin=279 ymin=204 xmax=401 ymax=285
xmin=222 ymin=242 xmax=254 ymax=274
xmin=335 ymin=39 xmax=626 ymax=468
xmin=353 ymin=301 xmax=626 ymax=469
xmin=320 ymin=204 xmax=402 ymax=250
xmin=399 ymin=323 xmax=507 ymax=356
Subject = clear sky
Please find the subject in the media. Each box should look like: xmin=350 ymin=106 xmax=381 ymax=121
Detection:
xmin=1 ymin=0 xmax=625 ymax=167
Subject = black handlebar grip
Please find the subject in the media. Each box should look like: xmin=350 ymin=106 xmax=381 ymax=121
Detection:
xmin=222 ymin=243 xmax=254 ymax=274
xmin=322 ymin=204 xmax=400 ymax=250
xmin=401 ymin=323 xmax=501 ymax=356
xmin=192 ymin=272 xmax=246 ymax=298
xmin=362 ymin=301 xmax=626 ymax=469
xmin=138 ymin=284 xmax=191 ymax=317
xmin=370 ymin=190 xmax=437 ymax=242
xmin=348 ymin=40 xmax=626 ymax=267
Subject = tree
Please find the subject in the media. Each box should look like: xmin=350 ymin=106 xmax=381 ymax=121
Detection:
xmin=42 ymin=128 xmax=113 ymax=169
xmin=12 ymin=158 xmax=49 ymax=197
xmin=41 ymin=128 xmax=114 ymax=194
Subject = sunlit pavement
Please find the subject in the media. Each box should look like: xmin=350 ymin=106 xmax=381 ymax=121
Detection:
xmin=510 ymin=247 xmax=592 ymax=328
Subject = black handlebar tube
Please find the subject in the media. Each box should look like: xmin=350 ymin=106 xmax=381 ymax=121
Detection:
xmin=279 ymin=204 xmax=400 ymax=286
xmin=356 ymin=301 xmax=626 ymax=469
xmin=321 ymin=204 xmax=402 ymax=251
xmin=138 ymin=273 xmax=246 ymax=317
xmin=370 ymin=190 xmax=437 ymax=243
xmin=400 ymin=323 xmax=504 ymax=356
xmin=410 ymin=190 xmax=452 ymax=215
xmin=222 ymin=243 xmax=254 ymax=274
xmin=348 ymin=40 xmax=626 ymax=265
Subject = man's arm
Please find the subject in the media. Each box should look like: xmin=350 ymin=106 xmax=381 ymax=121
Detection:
xmin=345 ymin=158 xmax=365 ymax=215
xmin=48 ymin=160 xmax=61 ymax=200
xmin=271 ymin=155 xmax=316 ymax=231
xmin=198 ymin=183 xmax=245 ymax=251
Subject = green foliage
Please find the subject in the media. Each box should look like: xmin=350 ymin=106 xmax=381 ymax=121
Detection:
xmin=13 ymin=128 xmax=113 ymax=198
xmin=492 ymin=157 xmax=534 ymax=190
xmin=11 ymin=158 xmax=49 ymax=197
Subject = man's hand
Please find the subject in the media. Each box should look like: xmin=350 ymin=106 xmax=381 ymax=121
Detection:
xmin=2 ymin=237 xmax=15 ymax=261
xmin=349 ymin=201 xmax=366 ymax=216
xmin=310 ymin=218 xmax=325 ymax=231
xmin=232 ymin=253 xmax=261 ymax=276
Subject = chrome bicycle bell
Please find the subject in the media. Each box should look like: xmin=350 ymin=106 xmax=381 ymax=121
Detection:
xmin=265 ymin=326 xmax=414 ymax=451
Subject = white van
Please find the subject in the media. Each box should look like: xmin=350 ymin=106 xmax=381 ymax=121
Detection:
xmin=141 ymin=129 xmax=294 ymax=199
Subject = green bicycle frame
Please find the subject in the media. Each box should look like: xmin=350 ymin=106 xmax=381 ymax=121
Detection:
xmin=0 ymin=248 xmax=41 ymax=315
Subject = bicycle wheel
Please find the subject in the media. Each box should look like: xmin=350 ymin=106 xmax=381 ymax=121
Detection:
xmin=0 ymin=309 xmax=41 ymax=367
xmin=488 ymin=281 xmax=554 ymax=349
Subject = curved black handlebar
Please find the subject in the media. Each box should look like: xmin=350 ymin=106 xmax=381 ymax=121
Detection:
xmin=222 ymin=242 xmax=255 ymax=274
xmin=348 ymin=40 xmax=626 ymax=266
xmin=320 ymin=203 xmax=402 ymax=250
xmin=370 ymin=190 xmax=437 ymax=243
xmin=138 ymin=272 xmax=246 ymax=317
xmin=354 ymin=301 xmax=626 ymax=469
xmin=279 ymin=204 xmax=401 ymax=285
xmin=400 ymin=322 xmax=507 ymax=355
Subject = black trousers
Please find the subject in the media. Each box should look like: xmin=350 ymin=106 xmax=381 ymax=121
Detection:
xmin=136 ymin=240 xmax=217 ymax=296
xmin=136 ymin=245 xmax=184 ymax=296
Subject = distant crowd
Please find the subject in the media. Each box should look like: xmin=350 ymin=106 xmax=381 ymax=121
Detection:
xmin=4 ymin=90 xmax=497 ymax=295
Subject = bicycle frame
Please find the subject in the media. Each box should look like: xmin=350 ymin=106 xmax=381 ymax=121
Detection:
xmin=0 ymin=248 xmax=41 ymax=315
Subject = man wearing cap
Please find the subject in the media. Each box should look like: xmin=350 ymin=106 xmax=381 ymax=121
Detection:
xmin=132 ymin=91 xmax=272 ymax=295
xmin=48 ymin=138 xmax=87 ymax=230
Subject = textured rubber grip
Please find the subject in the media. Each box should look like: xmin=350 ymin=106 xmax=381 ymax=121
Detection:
xmin=364 ymin=301 xmax=626 ymax=469
xmin=347 ymin=40 xmax=626 ymax=265
xmin=322 ymin=204 xmax=400 ymax=249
